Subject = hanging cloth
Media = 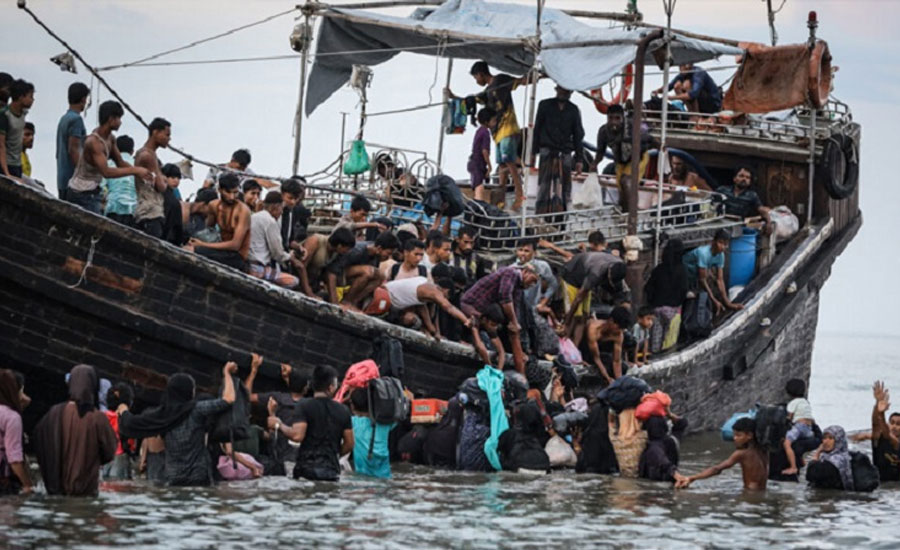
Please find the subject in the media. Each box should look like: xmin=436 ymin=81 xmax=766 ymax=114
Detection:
xmin=476 ymin=365 xmax=509 ymax=471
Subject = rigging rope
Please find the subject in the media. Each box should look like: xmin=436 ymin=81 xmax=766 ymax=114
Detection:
xmin=96 ymin=7 xmax=299 ymax=72
xmin=17 ymin=2 xmax=364 ymax=197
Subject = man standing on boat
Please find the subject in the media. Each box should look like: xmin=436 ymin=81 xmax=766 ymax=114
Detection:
xmin=0 ymin=79 xmax=34 ymax=180
xmin=593 ymin=104 xmax=654 ymax=210
xmin=55 ymin=82 xmax=90 ymax=200
xmin=134 ymin=118 xmax=173 ymax=238
xmin=67 ymin=101 xmax=152 ymax=215
xmin=188 ymin=173 xmax=251 ymax=272
xmin=532 ymin=86 xmax=585 ymax=214
xmin=448 ymin=62 xmax=529 ymax=211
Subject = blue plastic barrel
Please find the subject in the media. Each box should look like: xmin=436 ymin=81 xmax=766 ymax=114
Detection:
xmin=729 ymin=228 xmax=757 ymax=288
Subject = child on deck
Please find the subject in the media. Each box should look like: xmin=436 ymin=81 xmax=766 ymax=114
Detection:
xmin=676 ymin=417 xmax=768 ymax=490
xmin=631 ymin=307 xmax=655 ymax=367
xmin=349 ymin=388 xmax=396 ymax=479
xmin=467 ymin=108 xmax=495 ymax=202
xmin=781 ymin=378 xmax=815 ymax=475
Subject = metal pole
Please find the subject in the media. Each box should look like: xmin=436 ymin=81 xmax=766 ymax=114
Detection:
xmin=627 ymin=29 xmax=664 ymax=235
xmin=653 ymin=5 xmax=673 ymax=265
xmin=806 ymin=11 xmax=818 ymax=226
xmin=521 ymin=0 xmax=543 ymax=230
xmin=338 ymin=112 xmax=347 ymax=187
xmin=436 ymin=58 xmax=453 ymax=173
xmin=291 ymin=13 xmax=311 ymax=176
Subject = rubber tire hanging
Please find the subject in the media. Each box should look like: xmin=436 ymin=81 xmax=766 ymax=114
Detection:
xmin=816 ymin=133 xmax=858 ymax=200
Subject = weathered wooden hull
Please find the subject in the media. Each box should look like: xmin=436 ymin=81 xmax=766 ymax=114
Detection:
xmin=0 ymin=181 xmax=859 ymax=432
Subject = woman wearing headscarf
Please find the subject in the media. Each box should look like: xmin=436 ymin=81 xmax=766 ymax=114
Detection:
xmin=644 ymin=239 xmax=687 ymax=353
xmin=498 ymin=400 xmax=550 ymax=473
xmin=576 ymin=401 xmax=618 ymax=475
xmin=0 ymin=369 xmax=32 ymax=494
xmin=33 ymin=365 xmax=117 ymax=496
xmin=118 ymin=363 xmax=236 ymax=486
xmin=807 ymin=425 xmax=855 ymax=491
xmin=638 ymin=416 xmax=688 ymax=484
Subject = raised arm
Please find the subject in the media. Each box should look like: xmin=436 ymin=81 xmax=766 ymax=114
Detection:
xmin=221 ymin=362 xmax=238 ymax=404
xmin=872 ymin=381 xmax=897 ymax=447
xmin=538 ymin=238 xmax=574 ymax=262
xmin=246 ymin=353 xmax=263 ymax=404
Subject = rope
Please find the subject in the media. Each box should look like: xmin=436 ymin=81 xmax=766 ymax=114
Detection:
xmin=17 ymin=2 xmax=363 ymax=197
xmin=107 ymin=54 xmax=300 ymax=69
xmin=427 ymin=37 xmax=449 ymax=104
xmin=96 ymin=7 xmax=299 ymax=72
xmin=67 ymin=236 xmax=101 ymax=289
xmin=366 ymin=102 xmax=443 ymax=118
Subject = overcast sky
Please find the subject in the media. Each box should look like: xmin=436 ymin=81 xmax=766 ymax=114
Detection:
xmin=1 ymin=0 xmax=895 ymax=336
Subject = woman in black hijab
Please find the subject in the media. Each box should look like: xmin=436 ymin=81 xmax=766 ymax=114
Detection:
xmin=119 ymin=364 xmax=236 ymax=486
xmin=638 ymin=416 xmax=687 ymax=484
xmin=644 ymin=239 xmax=688 ymax=353
xmin=33 ymin=365 xmax=117 ymax=496
xmin=576 ymin=401 xmax=618 ymax=474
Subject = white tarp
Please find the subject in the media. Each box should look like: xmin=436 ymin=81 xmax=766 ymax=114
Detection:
xmin=306 ymin=0 xmax=743 ymax=115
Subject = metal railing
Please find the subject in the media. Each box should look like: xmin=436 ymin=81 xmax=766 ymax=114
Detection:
xmin=302 ymin=144 xmax=726 ymax=258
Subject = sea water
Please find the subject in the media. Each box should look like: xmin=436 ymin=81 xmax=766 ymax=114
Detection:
xmin=1 ymin=332 xmax=898 ymax=550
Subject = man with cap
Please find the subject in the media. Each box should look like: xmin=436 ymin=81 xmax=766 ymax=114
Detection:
xmin=532 ymin=86 xmax=585 ymax=214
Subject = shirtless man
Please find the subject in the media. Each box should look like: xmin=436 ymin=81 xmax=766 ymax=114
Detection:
xmin=297 ymin=228 xmax=355 ymax=299
xmin=189 ymin=173 xmax=251 ymax=271
xmin=581 ymin=306 xmax=632 ymax=384
xmin=667 ymin=154 xmax=711 ymax=191
xmin=676 ymin=417 xmax=768 ymax=490
xmin=66 ymin=100 xmax=152 ymax=215
xmin=367 ymin=276 xmax=472 ymax=341
xmin=133 ymin=117 xmax=172 ymax=238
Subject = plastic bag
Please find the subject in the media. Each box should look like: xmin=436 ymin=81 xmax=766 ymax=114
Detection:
xmin=217 ymin=453 xmax=263 ymax=480
xmin=721 ymin=409 xmax=757 ymax=441
xmin=571 ymin=174 xmax=603 ymax=209
xmin=343 ymin=140 xmax=371 ymax=175
xmin=769 ymin=205 xmax=799 ymax=242
xmin=558 ymin=337 xmax=582 ymax=365
xmin=545 ymin=434 xmax=578 ymax=468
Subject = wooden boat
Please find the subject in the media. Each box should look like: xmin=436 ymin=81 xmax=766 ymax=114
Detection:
xmin=1 ymin=1 xmax=861 ymax=433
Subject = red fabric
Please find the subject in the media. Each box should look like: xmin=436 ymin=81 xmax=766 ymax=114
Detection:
xmin=334 ymin=359 xmax=380 ymax=403
xmin=723 ymin=40 xmax=832 ymax=113
xmin=364 ymin=286 xmax=391 ymax=316
xmin=635 ymin=391 xmax=672 ymax=421
xmin=104 ymin=410 xmax=124 ymax=455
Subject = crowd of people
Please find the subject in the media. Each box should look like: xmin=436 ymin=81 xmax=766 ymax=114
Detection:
xmin=1 ymin=359 xmax=896 ymax=495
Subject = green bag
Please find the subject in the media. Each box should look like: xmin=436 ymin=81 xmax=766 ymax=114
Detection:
xmin=343 ymin=140 xmax=371 ymax=175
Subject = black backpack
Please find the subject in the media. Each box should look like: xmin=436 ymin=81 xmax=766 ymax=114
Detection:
xmin=209 ymin=375 xmax=251 ymax=443
xmin=463 ymin=199 xmax=519 ymax=251
xmin=851 ymin=451 xmax=880 ymax=492
xmin=753 ymin=404 xmax=789 ymax=450
xmin=368 ymin=377 xmax=411 ymax=425
xmin=422 ymin=175 xmax=465 ymax=218
xmin=372 ymin=336 xmax=405 ymax=380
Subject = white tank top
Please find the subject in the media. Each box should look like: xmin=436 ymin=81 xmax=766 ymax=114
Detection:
xmin=385 ymin=276 xmax=427 ymax=311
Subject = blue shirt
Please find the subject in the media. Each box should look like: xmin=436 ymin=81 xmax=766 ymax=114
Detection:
xmin=351 ymin=416 xmax=395 ymax=479
xmin=682 ymin=244 xmax=725 ymax=287
xmin=102 ymin=153 xmax=137 ymax=216
xmin=56 ymin=109 xmax=86 ymax=194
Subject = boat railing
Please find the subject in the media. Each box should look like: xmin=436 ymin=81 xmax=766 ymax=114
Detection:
xmin=644 ymin=99 xmax=852 ymax=147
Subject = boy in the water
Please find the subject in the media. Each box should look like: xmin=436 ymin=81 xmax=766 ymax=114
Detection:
xmin=676 ymin=417 xmax=768 ymax=490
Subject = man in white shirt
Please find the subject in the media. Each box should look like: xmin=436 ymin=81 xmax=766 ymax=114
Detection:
xmin=248 ymin=191 xmax=303 ymax=288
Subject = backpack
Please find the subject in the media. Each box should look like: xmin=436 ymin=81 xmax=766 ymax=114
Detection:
xmin=343 ymin=140 xmax=371 ymax=175
xmin=463 ymin=199 xmax=520 ymax=251
xmin=682 ymin=291 xmax=713 ymax=339
xmin=209 ymin=375 xmax=251 ymax=443
xmin=850 ymin=451 xmax=880 ymax=492
xmin=372 ymin=336 xmax=405 ymax=380
xmin=390 ymin=262 xmax=428 ymax=281
xmin=753 ymin=404 xmax=789 ymax=450
xmin=422 ymin=175 xmax=466 ymax=218
xmin=367 ymin=377 xmax=410 ymax=425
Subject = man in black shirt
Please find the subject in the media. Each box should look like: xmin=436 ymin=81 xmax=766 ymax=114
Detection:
xmin=532 ymin=86 xmax=585 ymax=213
xmin=267 ymin=365 xmax=353 ymax=482
xmin=715 ymin=164 xmax=771 ymax=228
xmin=281 ymin=177 xmax=311 ymax=251
xmin=326 ymin=231 xmax=399 ymax=308
xmin=593 ymin=104 xmax=654 ymax=209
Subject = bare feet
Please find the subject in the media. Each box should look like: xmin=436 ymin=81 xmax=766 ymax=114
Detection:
xmin=781 ymin=467 xmax=798 ymax=475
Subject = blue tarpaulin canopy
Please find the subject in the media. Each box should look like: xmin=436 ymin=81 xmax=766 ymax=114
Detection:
xmin=306 ymin=0 xmax=743 ymax=115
